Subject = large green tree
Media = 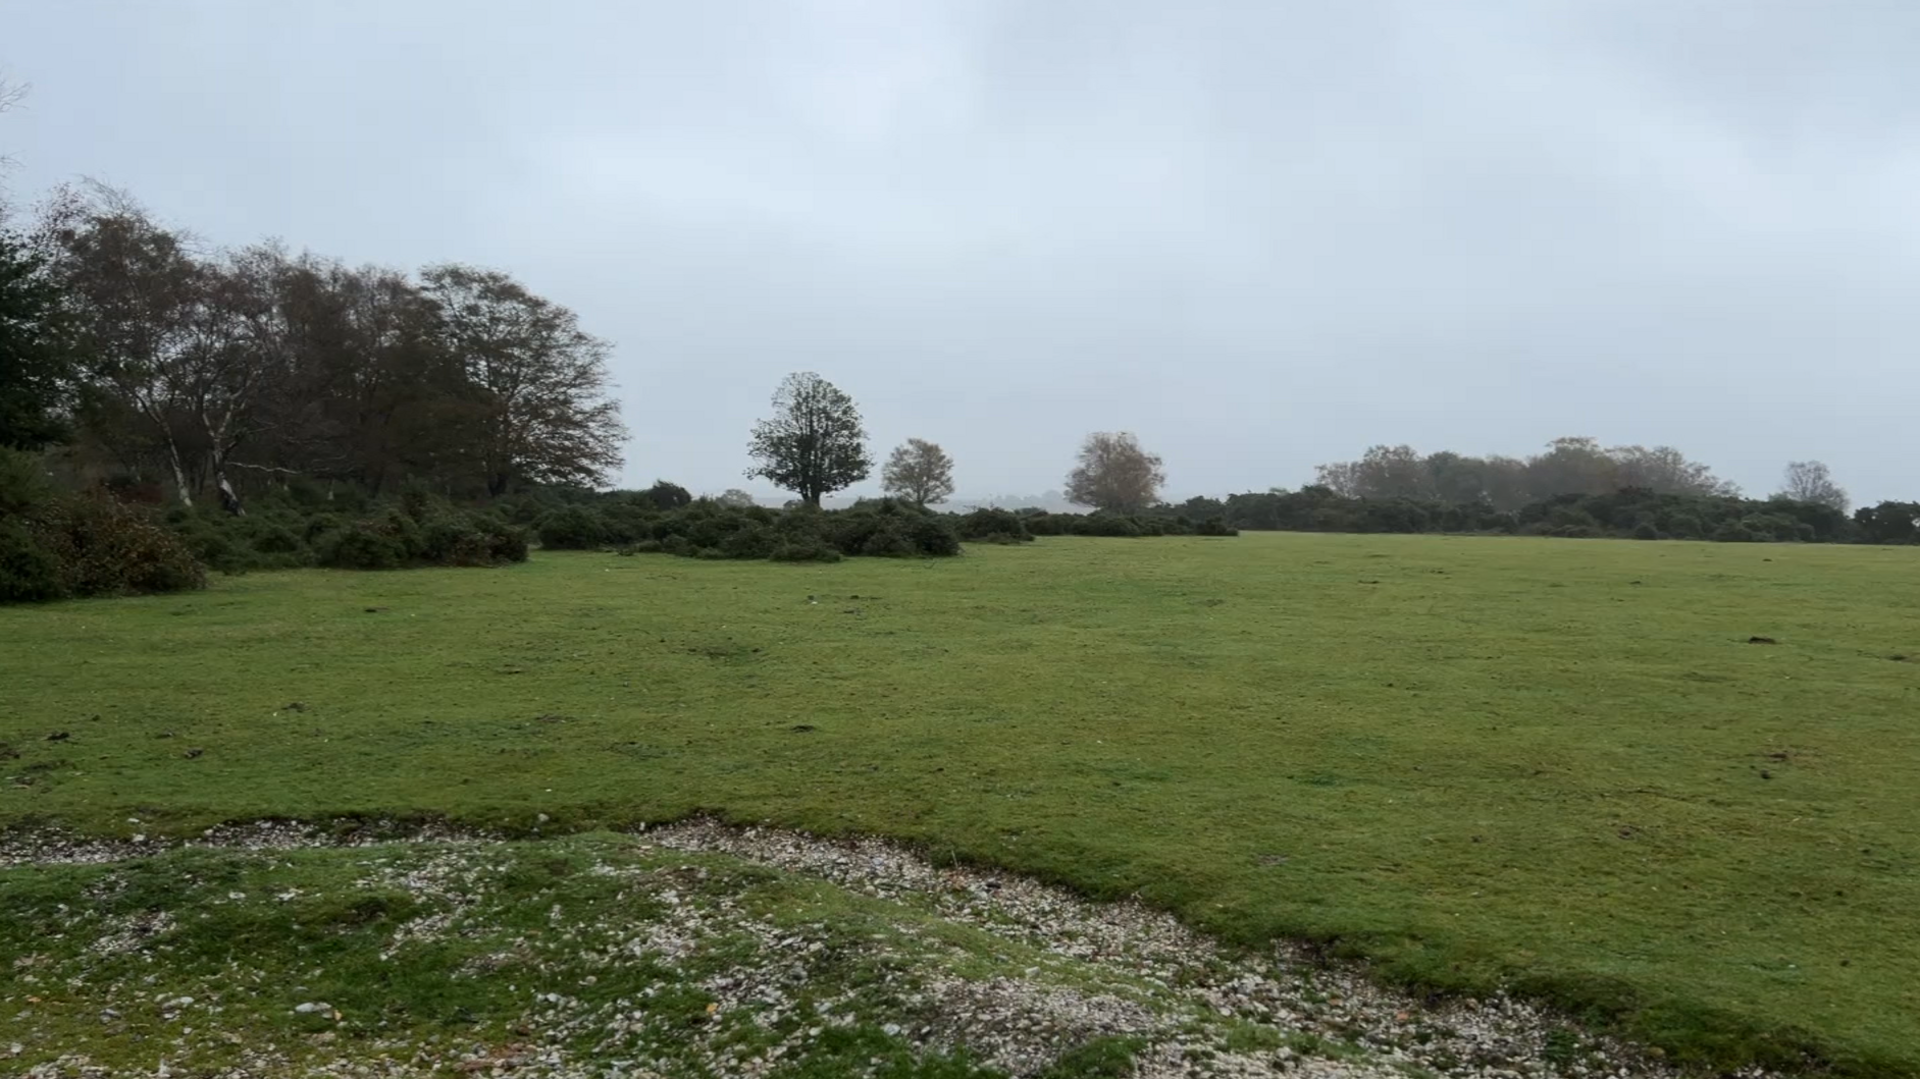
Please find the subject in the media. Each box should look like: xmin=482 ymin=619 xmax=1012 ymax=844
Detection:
xmin=0 ymin=228 xmax=78 ymax=450
xmin=745 ymin=372 xmax=871 ymax=507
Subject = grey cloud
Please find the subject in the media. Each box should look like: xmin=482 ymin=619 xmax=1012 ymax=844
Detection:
xmin=7 ymin=0 xmax=1918 ymax=501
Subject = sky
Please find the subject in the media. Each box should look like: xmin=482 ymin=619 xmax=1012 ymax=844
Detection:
xmin=5 ymin=0 xmax=1919 ymax=504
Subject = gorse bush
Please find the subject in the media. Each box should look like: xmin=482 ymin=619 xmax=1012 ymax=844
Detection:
xmin=575 ymin=498 xmax=961 ymax=563
xmin=953 ymin=507 xmax=1033 ymax=544
xmin=0 ymin=518 xmax=62 ymax=602
xmin=30 ymin=495 xmax=206 ymax=598
xmin=536 ymin=505 xmax=606 ymax=550
xmin=157 ymin=489 xmax=528 ymax=575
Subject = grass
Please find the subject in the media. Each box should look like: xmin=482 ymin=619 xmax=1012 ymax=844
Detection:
xmin=2 ymin=533 xmax=1918 ymax=1074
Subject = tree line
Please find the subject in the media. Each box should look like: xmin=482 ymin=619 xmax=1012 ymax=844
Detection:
xmin=3 ymin=183 xmax=628 ymax=509
xmin=1310 ymin=438 xmax=1851 ymax=514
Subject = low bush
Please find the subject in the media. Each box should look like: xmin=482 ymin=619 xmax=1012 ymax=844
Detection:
xmin=536 ymin=505 xmax=607 ymax=550
xmin=953 ymin=508 xmax=1033 ymax=543
xmin=0 ymin=518 xmax=62 ymax=602
xmin=607 ymin=499 xmax=959 ymax=563
xmin=31 ymin=495 xmax=206 ymax=598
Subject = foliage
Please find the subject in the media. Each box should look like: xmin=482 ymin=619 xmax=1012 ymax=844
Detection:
xmin=880 ymin=438 xmax=956 ymax=507
xmin=1064 ymin=431 xmax=1165 ymax=513
xmin=157 ymin=489 xmax=527 ymax=575
xmin=0 ymin=227 xmax=80 ymax=450
xmin=1315 ymin=438 xmax=1739 ymax=511
xmin=1778 ymin=460 xmax=1850 ymax=513
xmin=0 ymin=445 xmax=53 ymax=517
xmin=641 ymin=479 xmax=693 ymax=510
xmin=28 ymin=184 xmax=626 ymax=508
xmin=419 ymin=264 xmax=628 ymax=495
xmin=4 ymin=536 xmax=1919 ymax=1074
xmin=25 ymin=493 xmax=206 ymax=598
xmin=952 ymin=507 xmax=1033 ymax=544
xmin=536 ymin=505 xmax=608 ymax=550
xmin=0 ymin=517 xmax=61 ymax=601
xmin=1198 ymin=485 xmax=1884 ymax=544
xmin=745 ymin=372 xmax=872 ymax=507
xmin=607 ymin=498 xmax=961 ymax=562
xmin=1853 ymin=501 xmax=1920 ymax=545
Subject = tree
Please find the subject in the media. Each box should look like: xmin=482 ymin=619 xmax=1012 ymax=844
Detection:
xmin=715 ymin=488 xmax=757 ymax=508
xmin=1065 ymin=431 xmax=1165 ymax=513
xmin=1609 ymin=444 xmax=1738 ymax=497
xmin=744 ymin=372 xmax=871 ymax=507
xmin=880 ymin=438 xmax=955 ymax=507
xmin=641 ymin=479 xmax=691 ymax=510
xmin=0 ymin=73 xmax=26 ymax=173
xmin=420 ymin=264 xmax=627 ymax=496
xmin=1778 ymin=460 xmax=1849 ymax=512
xmin=36 ymin=183 xmax=212 ymax=505
xmin=0 ymin=227 xmax=78 ymax=450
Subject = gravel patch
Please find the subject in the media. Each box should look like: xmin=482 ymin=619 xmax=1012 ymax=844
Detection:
xmin=1 ymin=819 xmax=1789 ymax=1079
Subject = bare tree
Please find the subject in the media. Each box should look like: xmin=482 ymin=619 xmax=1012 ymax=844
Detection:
xmin=880 ymin=438 xmax=955 ymax=507
xmin=421 ymin=264 xmax=627 ymax=495
xmin=1778 ymin=460 xmax=1849 ymax=512
xmin=1610 ymin=444 xmax=1738 ymax=497
xmin=745 ymin=372 xmax=871 ymax=507
xmin=0 ymin=74 xmax=26 ymax=174
xmin=1065 ymin=431 xmax=1165 ymax=513
xmin=36 ymin=183 xmax=209 ymax=504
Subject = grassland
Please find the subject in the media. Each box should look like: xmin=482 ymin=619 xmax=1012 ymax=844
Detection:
xmin=3 ymin=534 xmax=1917 ymax=1074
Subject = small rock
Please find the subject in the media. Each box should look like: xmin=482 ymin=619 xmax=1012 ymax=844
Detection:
xmin=293 ymin=1001 xmax=331 ymax=1015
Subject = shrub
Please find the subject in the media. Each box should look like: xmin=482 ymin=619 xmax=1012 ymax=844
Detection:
xmin=0 ymin=447 xmax=53 ymax=518
xmin=769 ymin=540 xmax=843 ymax=563
xmin=473 ymin=514 xmax=530 ymax=564
xmin=861 ymin=521 xmax=918 ymax=558
xmin=537 ymin=506 xmax=606 ymax=550
xmin=419 ymin=514 xmax=497 ymax=566
xmin=1197 ymin=516 xmax=1238 ymax=537
xmin=1632 ymin=523 xmax=1660 ymax=541
xmin=33 ymin=496 xmax=206 ymax=597
xmin=1076 ymin=513 xmax=1142 ymax=538
xmin=904 ymin=513 xmax=962 ymax=556
xmin=719 ymin=521 xmax=777 ymax=559
xmin=1021 ymin=512 xmax=1067 ymax=536
xmin=0 ymin=519 xmax=62 ymax=602
xmin=954 ymin=508 xmax=1032 ymax=543
xmin=318 ymin=520 xmax=411 ymax=569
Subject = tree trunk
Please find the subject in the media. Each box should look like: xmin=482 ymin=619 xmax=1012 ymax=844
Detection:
xmin=165 ymin=439 xmax=194 ymax=508
xmin=216 ymin=469 xmax=244 ymax=516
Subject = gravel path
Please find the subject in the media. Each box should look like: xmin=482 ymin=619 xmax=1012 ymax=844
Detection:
xmin=1 ymin=819 xmax=1784 ymax=1079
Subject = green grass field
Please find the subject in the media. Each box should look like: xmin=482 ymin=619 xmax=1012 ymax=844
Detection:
xmin=3 ymin=534 xmax=1917 ymax=1074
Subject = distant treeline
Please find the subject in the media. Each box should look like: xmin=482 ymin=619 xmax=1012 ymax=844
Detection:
xmin=1145 ymin=487 xmax=1919 ymax=544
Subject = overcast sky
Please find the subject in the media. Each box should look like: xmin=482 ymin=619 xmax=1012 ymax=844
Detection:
xmin=6 ymin=1 xmax=1918 ymax=503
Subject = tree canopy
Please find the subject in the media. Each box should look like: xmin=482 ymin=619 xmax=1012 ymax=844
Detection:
xmin=744 ymin=372 xmax=871 ymax=507
xmin=1065 ymin=431 xmax=1165 ymax=513
xmin=880 ymin=438 xmax=955 ymax=507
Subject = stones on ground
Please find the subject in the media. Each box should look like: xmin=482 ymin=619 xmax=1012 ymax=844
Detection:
xmin=0 ymin=818 xmax=1790 ymax=1079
